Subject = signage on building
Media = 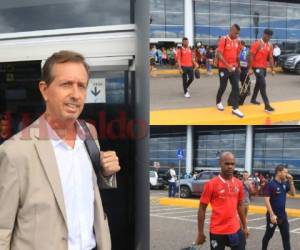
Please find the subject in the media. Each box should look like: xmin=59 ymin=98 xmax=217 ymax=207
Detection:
xmin=85 ymin=78 xmax=106 ymax=103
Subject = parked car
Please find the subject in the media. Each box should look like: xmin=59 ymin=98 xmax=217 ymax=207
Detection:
xmin=279 ymin=53 xmax=300 ymax=75
xmin=178 ymin=170 xmax=219 ymax=198
xmin=149 ymin=170 xmax=164 ymax=189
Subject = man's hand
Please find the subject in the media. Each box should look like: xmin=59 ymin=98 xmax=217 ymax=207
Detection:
xmin=195 ymin=232 xmax=206 ymax=245
xmin=270 ymin=214 xmax=277 ymax=224
xmin=100 ymin=151 xmax=120 ymax=177
xmin=242 ymin=226 xmax=250 ymax=239
xmin=227 ymin=65 xmax=233 ymax=72
xmin=287 ymin=174 xmax=293 ymax=181
xmin=179 ymin=68 xmax=183 ymax=74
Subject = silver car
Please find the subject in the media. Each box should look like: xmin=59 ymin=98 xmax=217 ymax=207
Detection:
xmin=279 ymin=53 xmax=300 ymax=75
xmin=179 ymin=171 xmax=219 ymax=198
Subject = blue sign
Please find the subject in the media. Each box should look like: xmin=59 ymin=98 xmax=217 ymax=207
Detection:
xmin=176 ymin=148 xmax=184 ymax=160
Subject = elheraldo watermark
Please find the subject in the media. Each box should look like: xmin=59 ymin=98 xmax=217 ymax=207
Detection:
xmin=0 ymin=111 xmax=148 ymax=142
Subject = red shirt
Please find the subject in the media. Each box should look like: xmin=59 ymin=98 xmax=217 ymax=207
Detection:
xmin=250 ymin=39 xmax=272 ymax=68
xmin=217 ymin=36 xmax=241 ymax=68
xmin=200 ymin=175 xmax=244 ymax=235
xmin=178 ymin=47 xmax=193 ymax=67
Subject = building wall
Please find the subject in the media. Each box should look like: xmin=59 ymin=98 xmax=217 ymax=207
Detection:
xmin=150 ymin=0 xmax=300 ymax=52
xmin=150 ymin=126 xmax=300 ymax=175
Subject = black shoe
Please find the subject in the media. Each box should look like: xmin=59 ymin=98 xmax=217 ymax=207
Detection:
xmin=265 ymin=105 xmax=275 ymax=112
xmin=251 ymin=100 xmax=261 ymax=105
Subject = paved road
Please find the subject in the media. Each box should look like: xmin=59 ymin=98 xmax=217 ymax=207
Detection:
xmin=150 ymin=202 xmax=300 ymax=250
xmin=150 ymin=73 xmax=300 ymax=111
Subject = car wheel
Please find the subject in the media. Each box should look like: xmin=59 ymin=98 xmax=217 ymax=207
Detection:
xmin=180 ymin=185 xmax=191 ymax=198
xmin=295 ymin=63 xmax=300 ymax=75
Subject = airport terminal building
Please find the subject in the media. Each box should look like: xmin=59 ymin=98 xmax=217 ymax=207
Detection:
xmin=150 ymin=126 xmax=300 ymax=177
xmin=150 ymin=0 xmax=300 ymax=51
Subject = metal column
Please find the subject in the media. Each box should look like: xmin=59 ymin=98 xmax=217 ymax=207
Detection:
xmin=186 ymin=125 xmax=193 ymax=175
xmin=184 ymin=0 xmax=194 ymax=46
xmin=245 ymin=125 xmax=253 ymax=174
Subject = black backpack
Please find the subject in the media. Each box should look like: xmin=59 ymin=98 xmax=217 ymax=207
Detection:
xmin=166 ymin=170 xmax=172 ymax=180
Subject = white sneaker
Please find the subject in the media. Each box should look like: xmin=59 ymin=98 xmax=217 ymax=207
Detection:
xmin=217 ymin=102 xmax=224 ymax=111
xmin=232 ymin=109 xmax=244 ymax=118
xmin=184 ymin=92 xmax=191 ymax=98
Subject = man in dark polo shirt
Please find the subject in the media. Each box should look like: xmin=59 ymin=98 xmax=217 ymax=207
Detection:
xmin=177 ymin=37 xmax=198 ymax=98
xmin=216 ymin=24 xmax=244 ymax=118
xmin=262 ymin=165 xmax=296 ymax=250
xmin=195 ymin=151 xmax=249 ymax=250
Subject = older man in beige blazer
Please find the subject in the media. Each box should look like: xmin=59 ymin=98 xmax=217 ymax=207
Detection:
xmin=0 ymin=51 xmax=120 ymax=250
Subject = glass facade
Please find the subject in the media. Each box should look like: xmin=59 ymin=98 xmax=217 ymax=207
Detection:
xmin=150 ymin=126 xmax=300 ymax=174
xmin=194 ymin=0 xmax=300 ymax=48
xmin=150 ymin=126 xmax=186 ymax=169
xmin=0 ymin=0 xmax=132 ymax=33
xmin=150 ymin=0 xmax=184 ymax=38
xmin=194 ymin=126 xmax=246 ymax=169
xmin=253 ymin=127 xmax=300 ymax=173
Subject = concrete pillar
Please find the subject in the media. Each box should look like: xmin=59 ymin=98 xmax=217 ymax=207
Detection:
xmin=186 ymin=125 xmax=193 ymax=174
xmin=245 ymin=125 xmax=253 ymax=174
xmin=184 ymin=0 xmax=194 ymax=46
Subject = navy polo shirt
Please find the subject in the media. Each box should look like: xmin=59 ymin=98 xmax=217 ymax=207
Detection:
xmin=265 ymin=179 xmax=290 ymax=218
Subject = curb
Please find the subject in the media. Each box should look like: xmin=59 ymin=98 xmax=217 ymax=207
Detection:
xmin=151 ymin=67 xmax=283 ymax=77
xmin=150 ymin=100 xmax=300 ymax=125
xmin=159 ymin=198 xmax=300 ymax=218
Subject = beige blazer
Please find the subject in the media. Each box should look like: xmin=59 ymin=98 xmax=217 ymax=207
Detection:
xmin=0 ymin=117 xmax=116 ymax=250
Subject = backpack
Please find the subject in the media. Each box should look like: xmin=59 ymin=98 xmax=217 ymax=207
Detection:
xmin=166 ymin=170 xmax=172 ymax=180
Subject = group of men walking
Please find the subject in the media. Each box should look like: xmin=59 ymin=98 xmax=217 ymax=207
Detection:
xmin=177 ymin=24 xmax=276 ymax=118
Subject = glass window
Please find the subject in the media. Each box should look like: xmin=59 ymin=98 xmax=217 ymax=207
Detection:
xmin=195 ymin=26 xmax=210 ymax=39
xmin=150 ymin=25 xmax=166 ymax=38
xmin=210 ymin=1 xmax=230 ymax=14
xmin=251 ymin=1 xmax=269 ymax=17
xmin=287 ymin=29 xmax=300 ymax=40
xmin=210 ymin=14 xmax=230 ymax=27
xmin=0 ymin=0 xmax=131 ymax=33
xmin=270 ymin=17 xmax=287 ymax=29
xmin=194 ymin=0 xmax=209 ymax=14
xmin=195 ymin=14 xmax=210 ymax=26
xmin=166 ymin=13 xmax=184 ymax=25
xmin=231 ymin=15 xmax=251 ymax=28
xmin=165 ymin=0 xmax=183 ymax=12
xmin=165 ymin=26 xmax=184 ymax=38
xmin=230 ymin=2 xmax=250 ymax=16
xmin=150 ymin=12 xmax=166 ymax=25
xmin=150 ymin=0 xmax=165 ymax=11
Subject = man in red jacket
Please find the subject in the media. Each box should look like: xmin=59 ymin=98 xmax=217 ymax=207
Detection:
xmin=216 ymin=24 xmax=244 ymax=118
xmin=177 ymin=37 xmax=198 ymax=98
xmin=249 ymin=29 xmax=275 ymax=112
xmin=195 ymin=151 xmax=249 ymax=250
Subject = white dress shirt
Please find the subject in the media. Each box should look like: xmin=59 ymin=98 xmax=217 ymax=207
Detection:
xmin=47 ymin=121 xmax=96 ymax=250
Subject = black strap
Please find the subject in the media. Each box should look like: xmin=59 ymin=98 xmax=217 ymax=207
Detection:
xmin=78 ymin=119 xmax=101 ymax=187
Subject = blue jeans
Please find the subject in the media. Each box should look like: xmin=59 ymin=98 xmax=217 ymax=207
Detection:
xmin=168 ymin=182 xmax=176 ymax=197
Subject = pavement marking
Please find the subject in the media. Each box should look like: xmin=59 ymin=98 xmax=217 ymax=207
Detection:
xmin=150 ymin=205 xmax=300 ymax=234
xmin=247 ymin=216 xmax=266 ymax=222
xmin=153 ymin=210 xmax=198 ymax=216
xmin=151 ymin=207 xmax=194 ymax=213
xmin=290 ymin=227 xmax=300 ymax=233
xmin=150 ymin=99 xmax=300 ymax=125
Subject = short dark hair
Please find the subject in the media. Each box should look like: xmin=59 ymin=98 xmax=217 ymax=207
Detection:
xmin=241 ymin=40 xmax=246 ymax=46
xmin=41 ymin=50 xmax=89 ymax=85
xmin=182 ymin=37 xmax=188 ymax=41
xmin=275 ymin=164 xmax=288 ymax=175
xmin=232 ymin=24 xmax=241 ymax=31
xmin=264 ymin=28 xmax=273 ymax=36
